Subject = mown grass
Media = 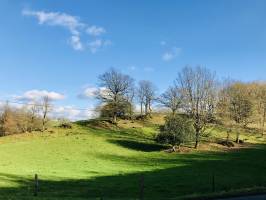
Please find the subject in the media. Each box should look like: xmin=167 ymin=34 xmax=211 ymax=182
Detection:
xmin=0 ymin=116 xmax=265 ymax=199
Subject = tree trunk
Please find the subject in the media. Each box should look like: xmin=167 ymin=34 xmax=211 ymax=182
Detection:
xmin=129 ymin=105 xmax=133 ymax=120
xmin=235 ymin=131 xmax=240 ymax=143
xmin=42 ymin=121 xmax=45 ymax=132
xmin=145 ymin=103 xmax=148 ymax=116
xmin=113 ymin=112 xmax=117 ymax=124
xmin=262 ymin=109 xmax=265 ymax=136
xmin=226 ymin=129 xmax=231 ymax=143
xmin=194 ymin=129 xmax=200 ymax=149
xmin=148 ymin=101 xmax=152 ymax=118
xmin=172 ymin=109 xmax=176 ymax=116
xmin=172 ymin=146 xmax=176 ymax=152
xmin=140 ymin=103 xmax=143 ymax=116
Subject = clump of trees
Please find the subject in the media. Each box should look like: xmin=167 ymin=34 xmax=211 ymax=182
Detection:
xmin=0 ymin=96 xmax=53 ymax=136
xmin=2 ymin=66 xmax=264 ymax=149
xmin=217 ymin=81 xmax=266 ymax=142
xmin=137 ymin=80 xmax=156 ymax=117
xmin=96 ymin=68 xmax=157 ymax=123
xmin=96 ymin=67 xmax=266 ymax=149
xmin=0 ymin=104 xmax=42 ymax=136
xmin=97 ymin=68 xmax=135 ymax=123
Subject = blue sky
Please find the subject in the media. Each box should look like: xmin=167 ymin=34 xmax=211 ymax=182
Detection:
xmin=0 ymin=0 xmax=266 ymax=119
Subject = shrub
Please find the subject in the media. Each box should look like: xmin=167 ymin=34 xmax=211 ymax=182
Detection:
xmin=58 ymin=119 xmax=72 ymax=129
xmin=156 ymin=114 xmax=194 ymax=151
xmin=0 ymin=104 xmax=43 ymax=136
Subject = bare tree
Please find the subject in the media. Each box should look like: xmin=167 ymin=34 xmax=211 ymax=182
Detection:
xmin=138 ymin=80 xmax=156 ymax=117
xmin=98 ymin=68 xmax=134 ymax=123
xmin=218 ymin=82 xmax=253 ymax=143
xmin=158 ymin=86 xmax=182 ymax=115
xmin=0 ymin=102 xmax=17 ymax=136
xmin=41 ymin=96 xmax=51 ymax=132
xmin=137 ymin=83 xmax=145 ymax=116
xmin=176 ymin=66 xmax=217 ymax=148
xmin=249 ymin=82 xmax=266 ymax=136
xmin=125 ymin=86 xmax=135 ymax=119
xmin=28 ymin=102 xmax=40 ymax=132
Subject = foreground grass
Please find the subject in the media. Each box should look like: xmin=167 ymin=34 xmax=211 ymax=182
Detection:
xmin=0 ymin=118 xmax=265 ymax=199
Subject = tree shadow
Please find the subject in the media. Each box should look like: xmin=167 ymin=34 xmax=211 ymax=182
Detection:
xmin=75 ymin=119 xmax=154 ymax=143
xmin=0 ymin=145 xmax=265 ymax=199
xmin=108 ymin=139 xmax=167 ymax=152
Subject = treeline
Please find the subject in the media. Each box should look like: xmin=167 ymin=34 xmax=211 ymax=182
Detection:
xmin=0 ymin=97 xmax=51 ymax=136
xmin=96 ymin=67 xmax=266 ymax=148
xmin=1 ymin=66 xmax=265 ymax=149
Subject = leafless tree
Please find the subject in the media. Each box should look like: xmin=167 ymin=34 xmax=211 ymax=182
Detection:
xmin=176 ymin=66 xmax=217 ymax=148
xmin=158 ymin=86 xmax=182 ymax=115
xmin=138 ymin=80 xmax=156 ymax=117
xmin=222 ymin=82 xmax=253 ymax=143
xmin=98 ymin=68 xmax=134 ymax=123
xmin=249 ymin=82 xmax=266 ymax=136
xmin=137 ymin=83 xmax=145 ymax=116
xmin=41 ymin=96 xmax=52 ymax=132
xmin=28 ymin=102 xmax=40 ymax=132
xmin=125 ymin=86 xmax=135 ymax=119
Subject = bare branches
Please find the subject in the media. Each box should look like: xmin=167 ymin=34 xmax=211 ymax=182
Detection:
xmin=97 ymin=68 xmax=135 ymax=123
xmin=158 ymin=86 xmax=182 ymax=115
xmin=137 ymin=80 xmax=156 ymax=117
xmin=176 ymin=66 xmax=217 ymax=148
xmin=41 ymin=96 xmax=52 ymax=132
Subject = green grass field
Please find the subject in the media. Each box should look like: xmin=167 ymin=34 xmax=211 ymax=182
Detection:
xmin=0 ymin=117 xmax=265 ymax=200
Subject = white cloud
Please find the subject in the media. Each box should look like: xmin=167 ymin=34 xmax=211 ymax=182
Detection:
xmin=78 ymin=87 xmax=98 ymax=99
xmin=69 ymin=35 xmax=83 ymax=50
xmin=22 ymin=9 xmax=110 ymax=52
xmin=22 ymin=9 xmax=85 ymax=50
xmin=86 ymin=25 xmax=106 ymax=36
xmin=52 ymin=105 xmax=96 ymax=121
xmin=22 ymin=9 xmax=84 ymax=35
xmin=162 ymin=47 xmax=182 ymax=61
xmin=78 ymin=86 xmax=107 ymax=99
xmin=15 ymin=90 xmax=65 ymax=101
xmin=162 ymin=52 xmax=174 ymax=61
xmin=88 ymin=39 xmax=112 ymax=53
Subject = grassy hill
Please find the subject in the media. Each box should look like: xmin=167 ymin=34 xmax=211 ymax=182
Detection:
xmin=0 ymin=114 xmax=265 ymax=199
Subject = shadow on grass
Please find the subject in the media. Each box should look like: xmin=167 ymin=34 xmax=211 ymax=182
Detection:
xmin=0 ymin=145 xmax=265 ymax=199
xmin=75 ymin=119 xmax=154 ymax=143
xmin=108 ymin=139 xmax=167 ymax=152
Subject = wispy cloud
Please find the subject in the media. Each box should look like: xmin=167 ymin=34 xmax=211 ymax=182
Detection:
xmin=22 ymin=10 xmax=84 ymax=34
xmin=88 ymin=39 xmax=112 ymax=53
xmin=86 ymin=25 xmax=106 ymax=36
xmin=69 ymin=35 xmax=83 ymax=50
xmin=162 ymin=47 xmax=182 ymax=61
xmin=52 ymin=105 xmax=96 ymax=121
xmin=15 ymin=90 xmax=65 ymax=101
xmin=78 ymin=86 xmax=107 ymax=99
xmin=22 ymin=9 xmax=110 ymax=52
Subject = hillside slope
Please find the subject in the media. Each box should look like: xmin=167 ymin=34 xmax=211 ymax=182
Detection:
xmin=0 ymin=116 xmax=265 ymax=199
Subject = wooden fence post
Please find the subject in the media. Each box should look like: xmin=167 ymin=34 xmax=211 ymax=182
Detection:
xmin=34 ymin=174 xmax=39 ymax=196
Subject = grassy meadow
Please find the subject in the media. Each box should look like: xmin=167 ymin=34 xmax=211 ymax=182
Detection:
xmin=0 ymin=115 xmax=265 ymax=199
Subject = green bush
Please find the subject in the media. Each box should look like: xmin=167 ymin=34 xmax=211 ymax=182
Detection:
xmin=156 ymin=114 xmax=194 ymax=149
